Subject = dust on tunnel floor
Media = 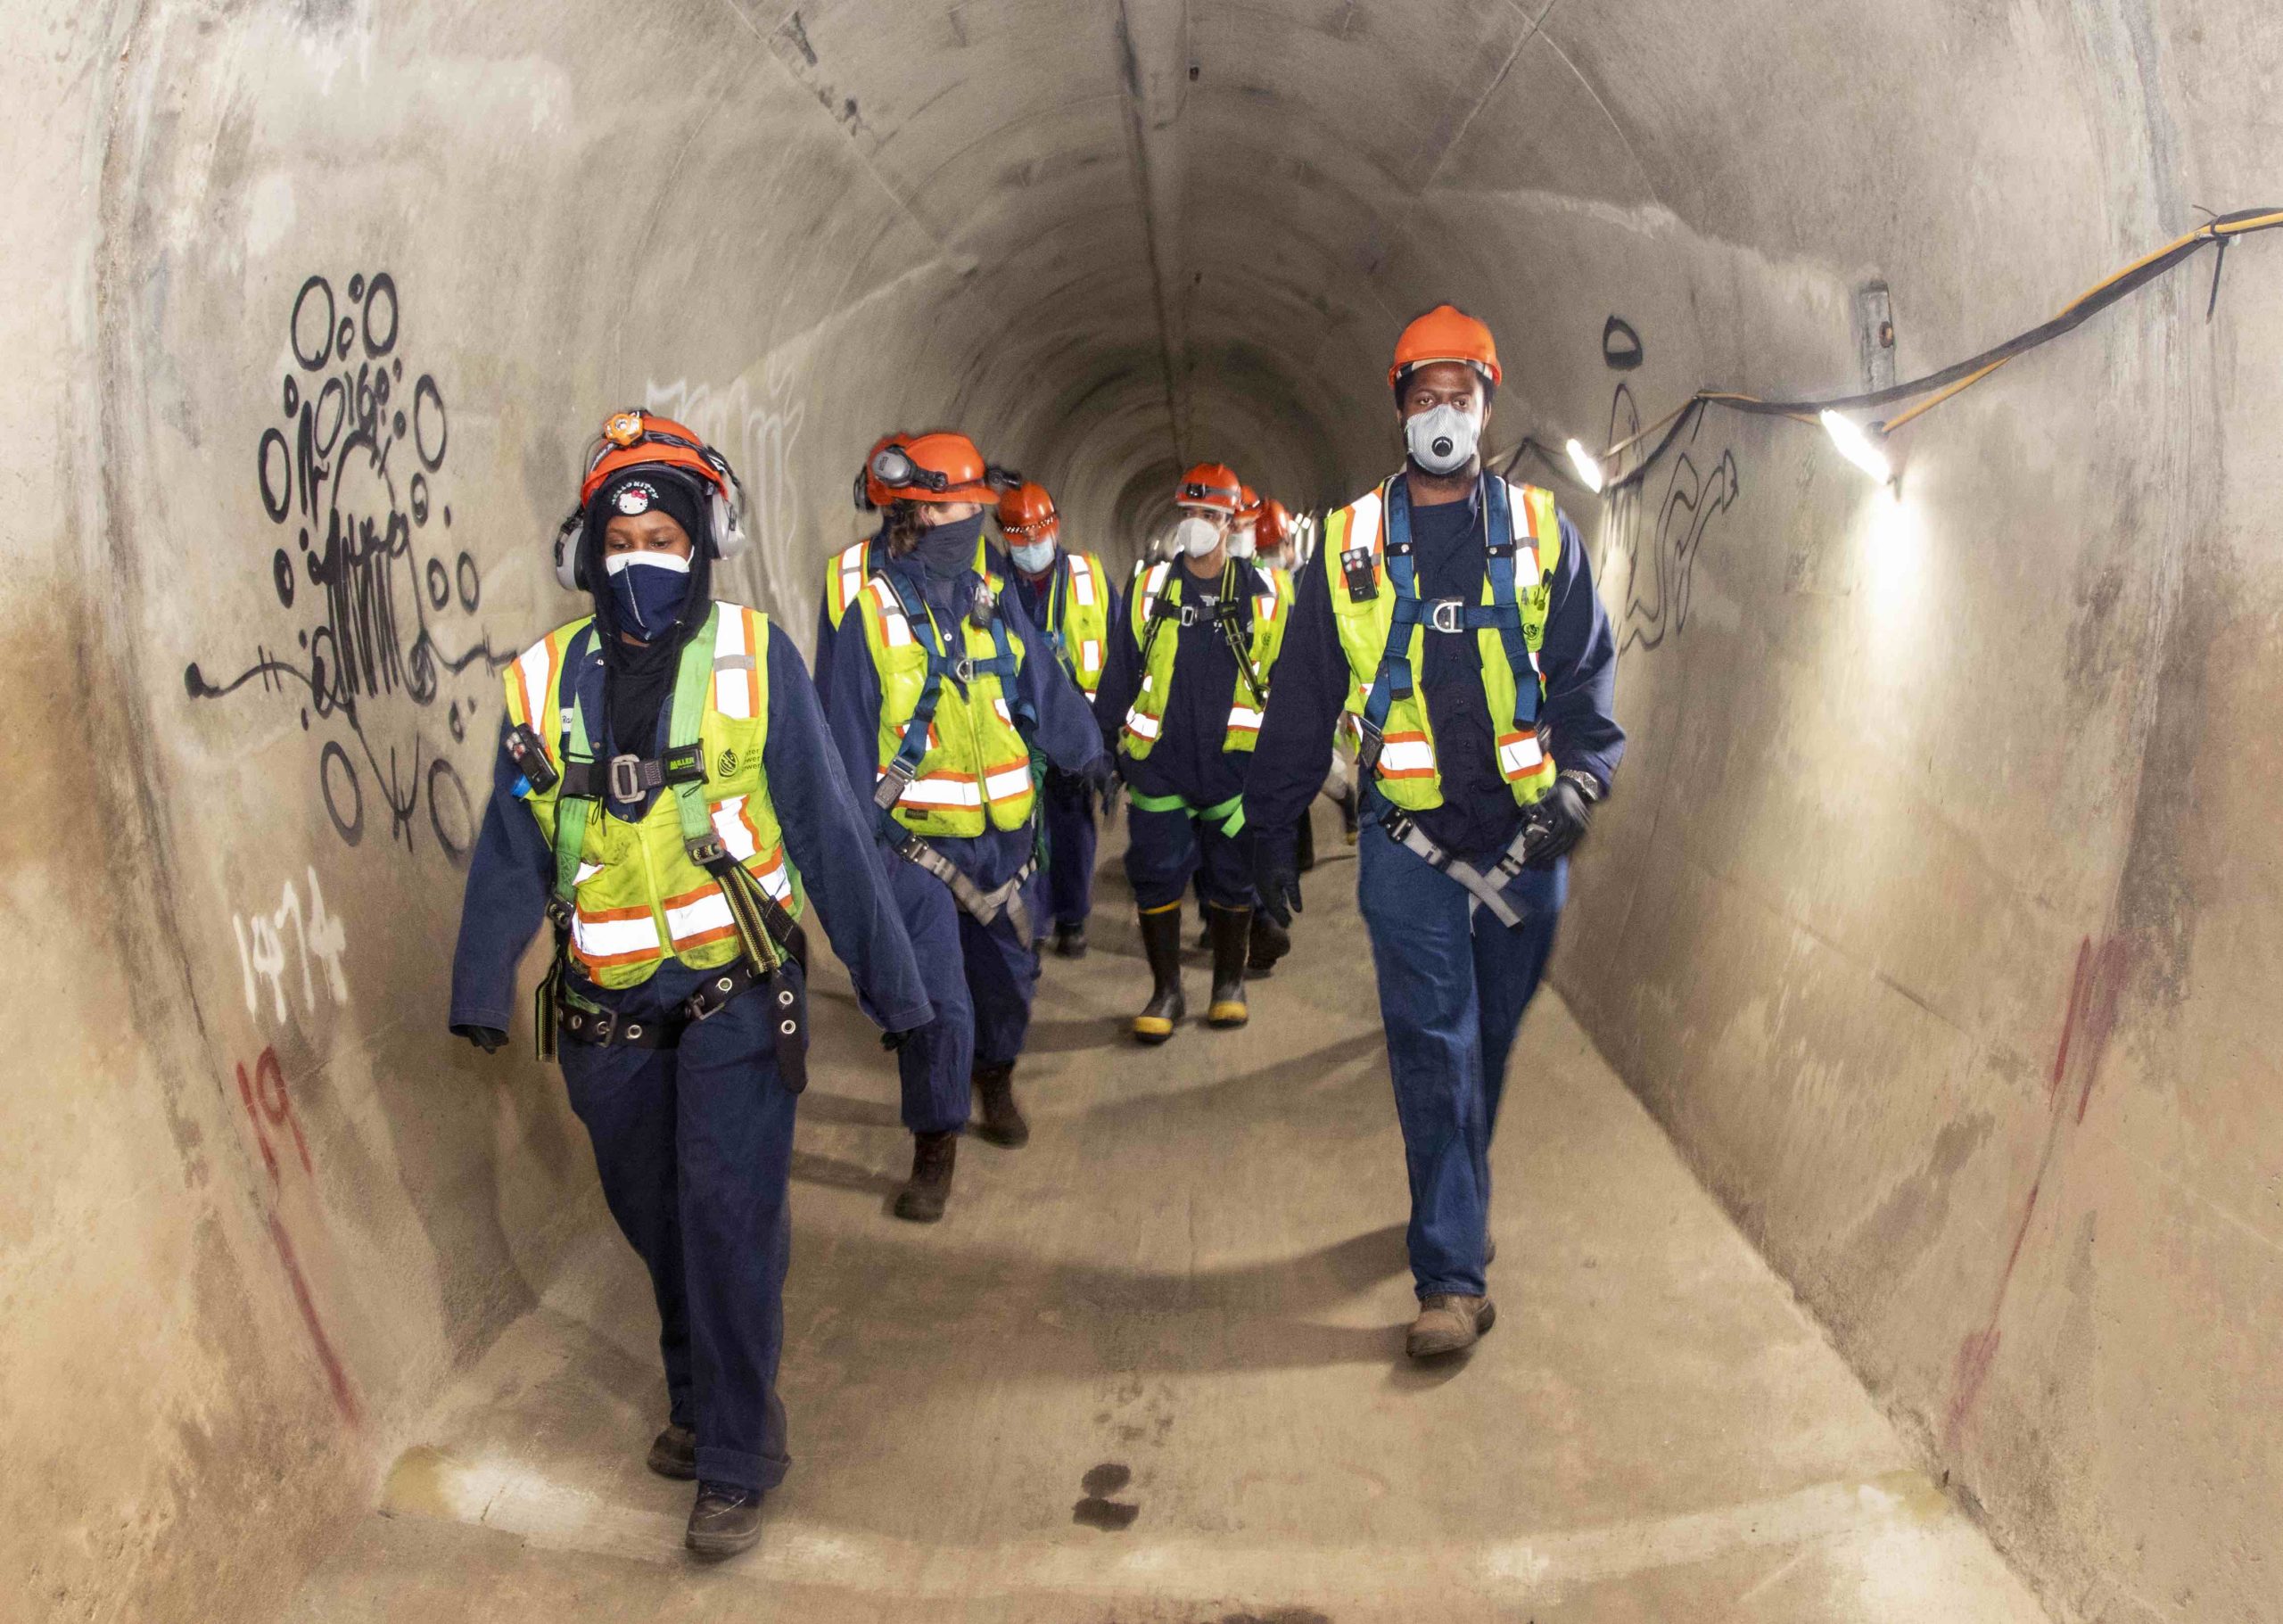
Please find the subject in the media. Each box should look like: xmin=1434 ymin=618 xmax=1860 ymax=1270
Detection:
xmin=288 ymin=829 xmax=2050 ymax=1624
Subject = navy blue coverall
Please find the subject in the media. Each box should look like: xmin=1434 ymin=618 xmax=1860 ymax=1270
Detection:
xmin=822 ymin=551 xmax=1102 ymax=1133
xmin=1247 ymin=479 xmax=1623 ymax=1300
xmin=450 ymin=615 xmax=931 ymax=1495
xmin=1008 ymin=555 xmax=1117 ymax=936
xmin=1093 ymin=559 xmax=1279 ymax=911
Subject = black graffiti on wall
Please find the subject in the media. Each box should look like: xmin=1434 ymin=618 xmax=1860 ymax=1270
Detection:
xmin=1596 ymin=320 xmax=1743 ymax=655
xmin=185 ymin=271 xmax=504 ymax=861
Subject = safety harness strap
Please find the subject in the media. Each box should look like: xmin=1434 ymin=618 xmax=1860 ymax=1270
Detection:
xmin=1126 ymin=788 xmax=1248 ymax=837
xmin=895 ymin=835 xmax=1035 ymax=941
xmin=1356 ymin=474 xmax=1533 ymax=779
xmin=537 ymin=611 xmax=804 ymax=1087
xmin=871 ymin=573 xmax=1026 ymax=813
xmin=1381 ymin=810 xmax=1544 ymax=928
xmin=553 ymin=944 xmax=810 ymax=1056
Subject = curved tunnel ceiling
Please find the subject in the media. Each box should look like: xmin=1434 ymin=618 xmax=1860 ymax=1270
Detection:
xmin=35 ymin=1 xmax=2283 ymax=1620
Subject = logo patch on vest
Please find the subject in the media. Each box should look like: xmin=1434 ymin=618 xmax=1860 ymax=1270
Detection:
xmin=614 ymin=480 xmax=658 ymax=515
xmin=717 ymin=747 xmax=738 ymax=777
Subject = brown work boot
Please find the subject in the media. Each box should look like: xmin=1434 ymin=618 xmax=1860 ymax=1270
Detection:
xmin=647 ymin=1422 xmax=696 ymax=1480
xmin=1205 ymin=903 xmax=1252 ymax=1027
xmin=685 ymin=1481 xmax=764 ymax=1557
xmin=972 ymin=1061 xmax=1028 ymax=1148
xmin=893 ymin=1130 xmax=957 ymax=1222
xmin=1133 ymin=906 xmax=1186 ymax=1043
xmin=1406 ymin=1293 xmax=1496 ymax=1358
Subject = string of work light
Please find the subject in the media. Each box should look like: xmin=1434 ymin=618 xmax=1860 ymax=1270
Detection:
xmin=1504 ymin=204 xmax=2283 ymax=495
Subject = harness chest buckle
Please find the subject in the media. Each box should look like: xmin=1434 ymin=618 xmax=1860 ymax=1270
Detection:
xmin=608 ymin=753 xmax=645 ymax=803
xmin=1426 ymin=598 xmax=1466 ymax=635
xmin=949 ymin=655 xmax=977 ymax=683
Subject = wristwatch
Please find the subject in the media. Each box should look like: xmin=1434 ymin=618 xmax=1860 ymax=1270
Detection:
xmin=1557 ymin=768 xmax=1604 ymax=804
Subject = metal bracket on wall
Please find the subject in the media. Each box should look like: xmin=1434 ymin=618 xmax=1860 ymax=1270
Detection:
xmin=1854 ymin=281 xmax=1897 ymax=394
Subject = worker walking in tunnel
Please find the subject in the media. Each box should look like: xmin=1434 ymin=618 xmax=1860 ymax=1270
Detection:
xmin=1247 ymin=306 xmax=1624 ymax=1359
xmin=1097 ymin=463 xmax=1290 ymax=1042
xmin=821 ymin=433 xmax=1103 ymax=1221
xmin=997 ymin=479 xmax=1116 ymax=958
xmin=448 ymin=410 xmax=932 ymax=1555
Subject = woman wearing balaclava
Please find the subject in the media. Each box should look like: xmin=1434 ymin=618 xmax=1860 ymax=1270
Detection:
xmin=1093 ymin=463 xmax=1293 ymax=1045
xmin=449 ymin=410 xmax=932 ymax=1556
xmin=820 ymin=431 xmax=1103 ymax=1222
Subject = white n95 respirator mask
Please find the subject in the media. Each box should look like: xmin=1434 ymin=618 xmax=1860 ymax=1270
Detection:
xmin=1173 ymin=515 xmax=1223 ymax=557
xmin=1405 ymin=403 xmax=1481 ymax=476
xmin=1226 ymin=523 xmax=1257 ymax=560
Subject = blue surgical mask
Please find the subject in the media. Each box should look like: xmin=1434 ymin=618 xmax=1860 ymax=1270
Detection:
xmin=1010 ymin=539 xmax=1058 ymax=574
xmin=605 ymin=552 xmax=692 ymax=640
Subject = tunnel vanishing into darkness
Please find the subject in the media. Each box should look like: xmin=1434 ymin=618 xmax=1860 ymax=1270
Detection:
xmin=11 ymin=1 xmax=2281 ymax=1620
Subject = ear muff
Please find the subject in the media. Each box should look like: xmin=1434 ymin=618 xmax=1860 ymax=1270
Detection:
xmin=551 ymin=511 xmax=585 ymax=591
xmin=707 ymin=462 xmax=750 ymax=562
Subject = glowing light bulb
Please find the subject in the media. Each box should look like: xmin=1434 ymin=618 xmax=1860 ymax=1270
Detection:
xmin=1819 ymin=410 xmax=1893 ymax=485
xmin=1563 ymin=437 xmax=1606 ymax=493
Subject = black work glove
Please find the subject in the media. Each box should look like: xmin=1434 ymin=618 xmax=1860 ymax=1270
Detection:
xmin=1523 ymin=772 xmax=1599 ymax=869
xmin=454 ymin=1025 xmax=508 ymax=1054
xmin=1252 ymin=826 xmax=1303 ymax=928
xmin=881 ymin=1027 xmax=919 ymax=1053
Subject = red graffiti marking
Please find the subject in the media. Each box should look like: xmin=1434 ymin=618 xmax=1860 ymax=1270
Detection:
xmin=267 ymin=1214 xmax=360 ymax=1426
xmin=231 ymin=1047 xmax=356 ymax=1426
xmin=234 ymin=1046 xmax=314 ymax=1182
xmin=1946 ymin=934 xmax=2128 ymax=1449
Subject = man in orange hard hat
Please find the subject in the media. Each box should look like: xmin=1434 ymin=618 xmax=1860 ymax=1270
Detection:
xmin=995 ymin=481 xmax=1117 ymax=956
xmin=1096 ymin=463 xmax=1291 ymax=1041
xmin=1247 ymin=304 xmax=1626 ymax=1358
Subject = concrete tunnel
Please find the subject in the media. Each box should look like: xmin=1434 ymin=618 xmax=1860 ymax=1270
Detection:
xmin=10 ymin=0 xmax=2280 ymax=1619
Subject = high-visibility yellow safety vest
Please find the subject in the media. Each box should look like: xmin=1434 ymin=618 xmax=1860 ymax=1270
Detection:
xmin=822 ymin=530 xmax=995 ymax=634
xmin=1119 ymin=559 xmax=1289 ymax=759
xmin=1036 ymin=549 xmax=1113 ymax=695
xmin=1323 ymin=477 xmax=1564 ymax=810
xmin=856 ymin=569 xmax=1038 ymax=838
xmin=503 ymin=605 xmax=801 ymax=989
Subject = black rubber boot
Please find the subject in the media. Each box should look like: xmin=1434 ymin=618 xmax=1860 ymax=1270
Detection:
xmin=686 ymin=1482 xmax=764 ymax=1556
xmin=893 ymin=1130 xmax=957 ymax=1222
xmin=647 ymin=1423 xmax=696 ymax=1480
xmin=1133 ymin=906 xmax=1186 ymax=1043
xmin=1206 ymin=904 xmax=1252 ymax=1028
xmin=1052 ymin=920 xmax=1088 ymax=958
xmin=972 ymin=1061 xmax=1029 ymax=1148
xmin=1248 ymin=911 xmax=1291 ymax=976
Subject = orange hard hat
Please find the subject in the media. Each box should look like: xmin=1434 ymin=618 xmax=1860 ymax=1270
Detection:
xmin=1256 ymin=497 xmax=1291 ymax=548
xmin=1174 ymin=462 xmax=1243 ymax=514
xmin=872 ymin=430 xmax=997 ymax=505
xmin=856 ymin=431 xmax=913 ymax=511
xmin=1235 ymin=485 xmax=1263 ymax=523
xmin=1388 ymin=303 xmax=1502 ymax=392
xmin=997 ymin=481 xmax=1059 ymax=540
xmin=580 ymin=408 xmax=733 ymax=507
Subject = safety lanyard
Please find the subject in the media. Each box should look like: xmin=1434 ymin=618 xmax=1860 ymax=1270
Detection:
xmin=1360 ymin=475 xmax=1538 ymax=751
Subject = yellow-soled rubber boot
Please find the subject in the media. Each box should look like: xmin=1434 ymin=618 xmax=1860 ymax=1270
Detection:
xmin=1132 ymin=904 xmax=1186 ymax=1044
xmin=1205 ymin=903 xmax=1252 ymax=1028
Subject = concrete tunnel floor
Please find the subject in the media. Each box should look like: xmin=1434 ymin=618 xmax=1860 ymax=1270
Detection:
xmin=290 ymin=810 xmax=2051 ymax=1623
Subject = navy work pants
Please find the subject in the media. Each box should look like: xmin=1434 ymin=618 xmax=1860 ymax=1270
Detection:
xmin=1125 ymin=803 xmax=1257 ymax=911
xmin=1042 ymin=769 xmax=1098 ymax=933
xmin=556 ymin=960 xmax=804 ymax=1493
xmin=888 ymin=855 xmax=1041 ymax=1131
xmin=1355 ymin=821 xmax=1560 ymax=1300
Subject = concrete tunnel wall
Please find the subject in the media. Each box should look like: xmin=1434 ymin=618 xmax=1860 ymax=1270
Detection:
xmin=7 ymin=1 xmax=2279 ymax=1620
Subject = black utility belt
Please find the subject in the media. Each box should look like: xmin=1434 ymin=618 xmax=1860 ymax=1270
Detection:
xmin=555 ymin=924 xmax=812 ymax=1092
